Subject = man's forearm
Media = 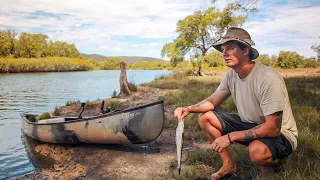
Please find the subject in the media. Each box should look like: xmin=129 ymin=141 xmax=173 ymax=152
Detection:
xmin=186 ymin=99 xmax=215 ymax=113
xmin=229 ymin=111 xmax=282 ymax=142
xmin=229 ymin=124 xmax=281 ymax=142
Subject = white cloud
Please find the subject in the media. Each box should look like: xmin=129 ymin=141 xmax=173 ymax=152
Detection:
xmin=244 ymin=2 xmax=320 ymax=57
xmin=99 ymin=45 xmax=107 ymax=49
xmin=132 ymin=43 xmax=159 ymax=48
xmin=0 ymin=0 xmax=319 ymax=58
xmin=0 ymin=0 xmax=212 ymax=57
xmin=112 ymin=47 xmax=122 ymax=51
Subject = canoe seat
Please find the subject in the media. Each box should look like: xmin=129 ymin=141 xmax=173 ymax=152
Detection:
xmin=37 ymin=117 xmax=65 ymax=124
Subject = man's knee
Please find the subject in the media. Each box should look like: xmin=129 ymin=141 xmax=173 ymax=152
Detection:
xmin=198 ymin=111 xmax=222 ymax=131
xmin=198 ymin=112 xmax=208 ymax=127
xmin=198 ymin=111 xmax=214 ymax=127
xmin=248 ymin=141 xmax=273 ymax=165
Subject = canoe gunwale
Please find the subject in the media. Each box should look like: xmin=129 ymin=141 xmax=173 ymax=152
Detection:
xmin=21 ymin=100 xmax=164 ymax=126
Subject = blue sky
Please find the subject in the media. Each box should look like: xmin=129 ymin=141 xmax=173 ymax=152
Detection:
xmin=1 ymin=0 xmax=319 ymax=59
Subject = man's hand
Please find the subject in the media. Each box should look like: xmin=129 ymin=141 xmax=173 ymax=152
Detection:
xmin=211 ymin=135 xmax=231 ymax=153
xmin=174 ymin=107 xmax=190 ymax=120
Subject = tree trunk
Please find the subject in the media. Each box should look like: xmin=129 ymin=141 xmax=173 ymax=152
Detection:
xmin=198 ymin=64 xmax=206 ymax=76
xmin=198 ymin=56 xmax=206 ymax=76
xmin=119 ymin=62 xmax=131 ymax=96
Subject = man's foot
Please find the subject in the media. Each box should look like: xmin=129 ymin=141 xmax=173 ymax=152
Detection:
xmin=209 ymin=163 xmax=237 ymax=180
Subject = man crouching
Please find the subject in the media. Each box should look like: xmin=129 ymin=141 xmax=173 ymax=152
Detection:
xmin=174 ymin=27 xmax=298 ymax=180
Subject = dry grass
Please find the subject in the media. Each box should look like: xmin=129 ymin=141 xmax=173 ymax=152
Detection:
xmin=146 ymin=74 xmax=320 ymax=180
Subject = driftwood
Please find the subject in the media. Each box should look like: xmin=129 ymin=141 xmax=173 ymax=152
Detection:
xmin=119 ymin=62 xmax=131 ymax=96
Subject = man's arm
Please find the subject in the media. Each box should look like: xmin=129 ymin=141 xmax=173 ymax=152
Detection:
xmin=174 ymin=91 xmax=229 ymax=120
xmin=186 ymin=91 xmax=230 ymax=113
xmin=230 ymin=111 xmax=283 ymax=142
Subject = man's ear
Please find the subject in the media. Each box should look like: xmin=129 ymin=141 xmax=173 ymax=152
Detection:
xmin=244 ymin=47 xmax=250 ymax=56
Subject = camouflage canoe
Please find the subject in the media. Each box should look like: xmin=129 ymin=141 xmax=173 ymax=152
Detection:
xmin=21 ymin=100 xmax=164 ymax=144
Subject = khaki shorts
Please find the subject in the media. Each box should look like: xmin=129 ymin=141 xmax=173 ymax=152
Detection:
xmin=213 ymin=110 xmax=292 ymax=160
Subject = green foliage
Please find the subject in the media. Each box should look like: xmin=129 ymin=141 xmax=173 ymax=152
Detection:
xmin=15 ymin=33 xmax=49 ymax=58
xmin=107 ymin=100 xmax=128 ymax=110
xmin=127 ymin=82 xmax=138 ymax=92
xmin=162 ymin=3 xmax=246 ymax=75
xmin=277 ymin=51 xmax=319 ymax=69
xmin=101 ymin=57 xmax=124 ymax=69
xmin=0 ymin=57 xmax=94 ymax=73
xmin=81 ymin=54 xmax=162 ymax=63
xmin=84 ymin=100 xmax=97 ymax=108
xmin=172 ymin=166 xmax=197 ymax=180
xmin=0 ymin=30 xmax=81 ymax=58
xmin=277 ymin=51 xmax=302 ymax=69
xmin=65 ymin=100 xmax=80 ymax=106
xmin=47 ymin=41 xmax=82 ymax=58
xmin=203 ymin=51 xmax=225 ymax=67
xmin=161 ymin=42 xmax=184 ymax=66
xmin=186 ymin=149 xmax=220 ymax=166
xmin=127 ymin=60 xmax=171 ymax=70
xmin=99 ymin=57 xmax=172 ymax=70
xmin=255 ymin=54 xmax=277 ymax=67
xmin=0 ymin=30 xmax=17 ymax=57
xmin=299 ymin=57 xmax=319 ymax=68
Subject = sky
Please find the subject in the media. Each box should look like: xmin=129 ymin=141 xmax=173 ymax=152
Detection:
xmin=0 ymin=0 xmax=319 ymax=59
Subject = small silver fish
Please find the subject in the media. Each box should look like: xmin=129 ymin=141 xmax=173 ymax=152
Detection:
xmin=176 ymin=119 xmax=184 ymax=175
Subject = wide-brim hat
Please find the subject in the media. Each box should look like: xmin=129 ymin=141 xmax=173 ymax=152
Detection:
xmin=213 ymin=27 xmax=259 ymax=60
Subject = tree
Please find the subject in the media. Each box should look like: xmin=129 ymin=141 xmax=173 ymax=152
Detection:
xmin=16 ymin=32 xmax=48 ymax=58
xmin=0 ymin=29 xmax=82 ymax=58
xmin=0 ymin=30 xmax=17 ymax=57
xmin=161 ymin=3 xmax=246 ymax=76
xmin=203 ymin=51 xmax=225 ymax=67
xmin=161 ymin=43 xmax=184 ymax=66
xmin=234 ymin=0 xmax=259 ymax=13
xmin=277 ymin=51 xmax=303 ymax=69
xmin=255 ymin=54 xmax=277 ymax=67
xmin=311 ymin=42 xmax=320 ymax=61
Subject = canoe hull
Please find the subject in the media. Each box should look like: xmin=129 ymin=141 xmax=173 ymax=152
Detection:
xmin=21 ymin=100 xmax=164 ymax=144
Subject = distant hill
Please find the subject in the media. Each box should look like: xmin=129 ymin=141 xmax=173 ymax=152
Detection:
xmin=81 ymin=53 xmax=163 ymax=63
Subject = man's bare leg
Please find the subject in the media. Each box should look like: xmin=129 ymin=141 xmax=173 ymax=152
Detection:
xmin=198 ymin=112 xmax=237 ymax=180
xmin=248 ymin=140 xmax=279 ymax=174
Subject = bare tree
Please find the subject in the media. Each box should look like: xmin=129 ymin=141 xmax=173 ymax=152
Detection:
xmin=118 ymin=62 xmax=131 ymax=96
xmin=212 ymin=0 xmax=259 ymax=13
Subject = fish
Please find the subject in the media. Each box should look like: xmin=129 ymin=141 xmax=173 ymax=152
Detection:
xmin=176 ymin=119 xmax=184 ymax=175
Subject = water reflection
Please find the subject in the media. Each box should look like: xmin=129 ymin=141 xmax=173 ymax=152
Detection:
xmin=21 ymin=133 xmax=54 ymax=170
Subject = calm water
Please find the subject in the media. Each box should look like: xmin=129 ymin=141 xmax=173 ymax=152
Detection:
xmin=0 ymin=70 xmax=172 ymax=179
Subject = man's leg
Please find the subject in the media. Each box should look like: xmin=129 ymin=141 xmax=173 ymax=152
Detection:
xmin=198 ymin=111 xmax=237 ymax=180
xmin=248 ymin=140 xmax=278 ymax=173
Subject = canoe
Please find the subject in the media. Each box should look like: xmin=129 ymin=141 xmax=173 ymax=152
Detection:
xmin=21 ymin=100 xmax=164 ymax=144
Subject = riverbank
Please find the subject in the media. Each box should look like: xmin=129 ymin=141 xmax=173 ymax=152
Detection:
xmin=20 ymin=72 xmax=319 ymax=180
xmin=20 ymin=86 xmax=192 ymax=180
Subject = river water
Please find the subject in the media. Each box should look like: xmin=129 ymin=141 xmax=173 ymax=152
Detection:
xmin=0 ymin=70 xmax=172 ymax=179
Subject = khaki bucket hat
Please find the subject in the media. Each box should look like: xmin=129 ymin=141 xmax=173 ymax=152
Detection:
xmin=213 ymin=27 xmax=259 ymax=60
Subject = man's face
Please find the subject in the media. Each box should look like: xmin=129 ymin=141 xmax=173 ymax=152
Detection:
xmin=221 ymin=41 xmax=247 ymax=68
